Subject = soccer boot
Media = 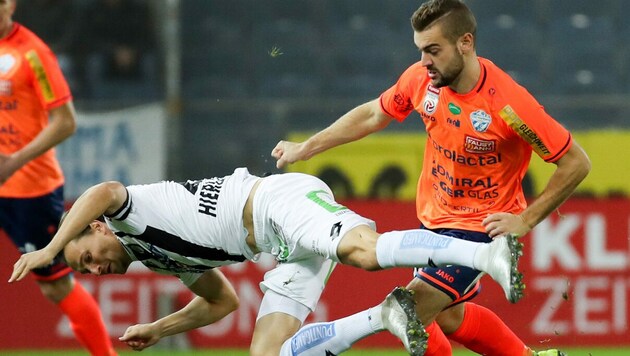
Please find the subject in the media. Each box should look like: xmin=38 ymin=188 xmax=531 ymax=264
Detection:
xmin=534 ymin=349 xmax=567 ymax=356
xmin=482 ymin=233 xmax=525 ymax=303
xmin=380 ymin=287 xmax=428 ymax=356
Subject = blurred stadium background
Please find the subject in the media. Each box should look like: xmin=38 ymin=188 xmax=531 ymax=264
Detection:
xmin=2 ymin=0 xmax=630 ymax=354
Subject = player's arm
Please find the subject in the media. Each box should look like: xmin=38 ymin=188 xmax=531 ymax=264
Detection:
xmin=0 ymin=101 xmax=77 ymax=184
xmin=483 ymin=141 xmax=591 ymax=237
xmin=119 ymin=269 xmax=239 ymax=351
xmin=518 ymin=140 xmax=591 ymax=228
xmin=9 ymin=181 xmax=128 ymax=282
xmin=272 ymin=98 xmax=394 ymax=168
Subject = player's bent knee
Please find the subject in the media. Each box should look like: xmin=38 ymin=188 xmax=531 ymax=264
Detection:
xmin=337 ymin=229 xmax=381 ymax=270
xmin=37 ymin=275 xmax=74 ymax=303
xmin=340 ymin=249 xmax=381 ymax=271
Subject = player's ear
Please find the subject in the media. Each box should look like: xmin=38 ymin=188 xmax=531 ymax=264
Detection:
xmin=458 ymin=33 xmax=474 ymax=54
xmin=89 ymin=221 xmax=102 ymax=232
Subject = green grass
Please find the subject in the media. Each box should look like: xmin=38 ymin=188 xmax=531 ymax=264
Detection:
xmin=4 ymin=348 xmax=630 ymax=356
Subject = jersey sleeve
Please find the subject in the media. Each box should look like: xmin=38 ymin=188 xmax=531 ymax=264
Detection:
xmin=24 ymin=45 xmax=72 ymax=110
xmin=496 ymin=85 xmax=572 ymax=163
xmin=379 ymin=63 xmax=424 ymax=122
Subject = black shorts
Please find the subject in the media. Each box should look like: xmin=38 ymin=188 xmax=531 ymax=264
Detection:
xmin=414 ymin=226 xmax=492 ymax=305
xmin=0 ymin=186 xmax=72 ymax=281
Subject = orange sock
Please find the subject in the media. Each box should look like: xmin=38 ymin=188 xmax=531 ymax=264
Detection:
xmin=448 ymin=302 xmax=529 ymax=356
xmin=58 ymin=281 xmax=117 ymax=356
xmin=424 ymin=321 xmax=452 ymax=356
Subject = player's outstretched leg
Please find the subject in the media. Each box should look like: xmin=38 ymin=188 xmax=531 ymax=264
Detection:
xmin=381 ymin=287 xmax=428 ymax=356
xmin=475 ymin=233 xmax=525 ymax=303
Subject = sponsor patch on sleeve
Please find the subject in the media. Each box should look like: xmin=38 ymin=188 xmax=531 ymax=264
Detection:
xmin=25 ymin=50 xmax=55 ymax=102
xmin=498 ymin=105 xmax=551 ymax=156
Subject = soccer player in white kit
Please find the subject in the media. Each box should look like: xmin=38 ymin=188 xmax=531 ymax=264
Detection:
xmin=11 ymin=167 xmax=523 ymax=356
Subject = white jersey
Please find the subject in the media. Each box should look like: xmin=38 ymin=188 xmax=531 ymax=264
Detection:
xmin=105 ymin=167 xmax=259 ymax=286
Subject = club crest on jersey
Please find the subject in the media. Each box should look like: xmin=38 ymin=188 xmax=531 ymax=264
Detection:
xmin=470 ymin=110 xmax=492 ymax=132
xmin=423 ymin=85 xmax=440 ymax=115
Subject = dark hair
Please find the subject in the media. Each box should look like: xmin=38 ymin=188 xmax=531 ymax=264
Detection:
xmin=411 ymin=0 xmax=477 ymax=44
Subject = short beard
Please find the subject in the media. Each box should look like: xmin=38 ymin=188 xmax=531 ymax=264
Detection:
xmin=433 ymin=53 xmax=465 ymax=88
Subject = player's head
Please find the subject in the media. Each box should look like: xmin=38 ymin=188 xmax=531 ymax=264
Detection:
xmin=0 ymin=0 xmax=16 ymax=34
xmin=411 ymin=0 xmax=477 ymax=88
xmin=62 ymin=219 xmax=133 ymax=276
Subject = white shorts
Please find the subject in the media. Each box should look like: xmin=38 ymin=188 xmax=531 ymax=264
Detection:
xmin=253 ymin=172 xmax=375 ymax=312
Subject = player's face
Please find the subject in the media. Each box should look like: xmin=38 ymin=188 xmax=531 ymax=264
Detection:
xmin=414 ymin=24 xmax=465 ymax=88
xmin=64 ymin=222 xmax=133 ymax=276
xmin=0 ymin=0 xmax=15 ymax=34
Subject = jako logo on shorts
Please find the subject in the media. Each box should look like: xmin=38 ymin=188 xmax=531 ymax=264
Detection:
xmin=400 ymin=231 xmax=451 ymax=249
xmin=291 ymin=322 xmax=336 ymax=355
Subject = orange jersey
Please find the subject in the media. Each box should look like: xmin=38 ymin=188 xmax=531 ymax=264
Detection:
xmin=380 ymin=57 xmax=572 ymax=232
xmin=0 ymin=23 xmax=71 ymax=198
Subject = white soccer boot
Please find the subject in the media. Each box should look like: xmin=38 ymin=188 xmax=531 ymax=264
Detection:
xmin=475 ymin=233 xmax=525 ymax=303
xmin=380 ymin=287 xmax=428 ymax=356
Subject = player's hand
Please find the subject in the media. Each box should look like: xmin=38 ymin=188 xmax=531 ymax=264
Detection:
xmin=482 ymin=212 xmax=531 ymax=238
xmin=0 ymin=153 xmax=23 ymax=185
xmin=9 ymin=249 xmax=56 ymax=283
xmin=271 ymin=140 xmax=303 ymax=169
xmin=119 ymin=323 xmax=161 ymax=351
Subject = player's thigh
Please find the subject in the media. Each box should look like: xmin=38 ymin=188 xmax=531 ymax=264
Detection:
xmin=0 ymin=188 xmax=63 ymax=248
xmin=252 ymin=289 xmax=307 ymax=356
xmin=37 ymin=274 xmax=75 ymax=303
xmin=255 ymin=173 xmax=375 ymax=261
xmin=435 ymin=303 xmax=466 ymax=334
xmin=406 ymin=277 xmax=455 ymax=324
xmin=0 ymin=188 xmax=71 ymax=280
xmin=408 ymin=227 xmax=488 ymax=322
xmin=251 ymin=311 xmax=301 ymax=356
xmin=259 ymin=256 xmax=335 ymax=312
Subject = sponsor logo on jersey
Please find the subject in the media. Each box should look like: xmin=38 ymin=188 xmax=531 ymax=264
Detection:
xmin=422 ymin=90 xmax=440 ymax=115
xmin=0 ymin=99 xmax=17 ymax=110
xmin=291 ymin=322 xmax=336 ymax=354
xmin=431 ymin=137 xmax=502 ymax=166
xmin=25 ymin=50 xmax=55 ymax=102
xmin=421 ymin=111 xmax=436 ymax=122
xmin=0 ymin=54 xmax=16 ymax=75
xmin=498 ymin=105 xmax=551 ymax=156
xmin=0 ymin=79 xmax=12 ymax=96
xmin=423 ymin=94 xmax=437 ymax=114
xmin=448 ymin=102 xmax=461 ymax=115
xmin=464 ymin=135 xmax=496 ymax=153
xmin=470 ymin=109 xmax=491 ymax=132
xmin=0 ymin=123 xmax=17 ymax=134
xmin=447 ymin=117 xmax=460 ymax=127
xmin=393 ymin=93 xmax=414 ymax=112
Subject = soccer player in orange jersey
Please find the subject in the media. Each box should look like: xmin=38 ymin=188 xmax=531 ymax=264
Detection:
xmin=0 ymin=1 xmax=115 ymax=355
xmin=272 ymin=1 xmax=591 ymax=355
